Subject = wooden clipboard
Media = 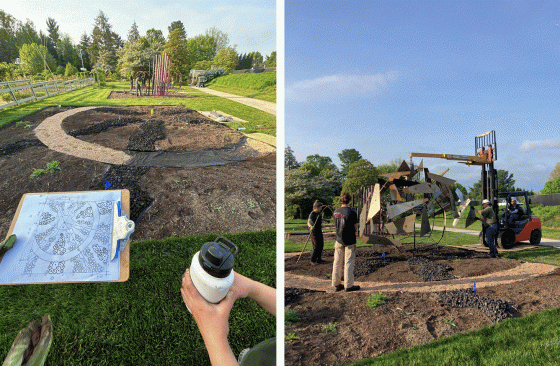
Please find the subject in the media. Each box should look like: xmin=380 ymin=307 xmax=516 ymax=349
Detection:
xmin=1 ymin=189 xmax=130 ymax=284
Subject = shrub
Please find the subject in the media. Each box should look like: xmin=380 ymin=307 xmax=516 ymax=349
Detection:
xmin=65 ymin=63 xmax=78 ymax=77
xmin=30 ymin=169 xmax=45 ymax=179
xmin=285 ymin=309 xmax=298 ymax=324
xmin=46 ymin=161 xmax=61 ymax=173
xmin=202 ymin=68 xmax=226 ymax=82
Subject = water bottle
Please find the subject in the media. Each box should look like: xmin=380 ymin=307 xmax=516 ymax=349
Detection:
xmin=189 ymin=236 xmax=238 ymax=304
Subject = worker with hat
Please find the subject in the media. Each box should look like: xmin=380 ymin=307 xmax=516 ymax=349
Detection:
xmin=307 ymin=200 xmax=325 ymax=265
xmin=508 ymin=197 xmax=525 ymax=224
xmin=477 ymin=199 xmax=499 ymax=258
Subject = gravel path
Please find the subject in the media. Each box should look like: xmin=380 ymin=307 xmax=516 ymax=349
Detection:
xmin=34 ymin=107 xmax=274 ymax=165
xmin=35 ymin=106 xmax=132 ymax=165
xmin=192 ymin=87 xmax=276 ymax=115
xmin=285 ymin=255 xmax=558 ymax=294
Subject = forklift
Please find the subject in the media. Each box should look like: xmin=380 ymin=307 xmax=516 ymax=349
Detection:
xmin=411 ymin=130 xmax=542 ymax=249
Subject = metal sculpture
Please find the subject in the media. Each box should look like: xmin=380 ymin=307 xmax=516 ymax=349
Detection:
xmin=152 ymin=53 xmax=170 ymax=96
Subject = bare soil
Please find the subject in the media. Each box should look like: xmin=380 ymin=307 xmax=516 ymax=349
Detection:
xmin=285 ymin=245 xmax=560 ymax=366
xmin=0 ymin=106 xmax=275 ymax=242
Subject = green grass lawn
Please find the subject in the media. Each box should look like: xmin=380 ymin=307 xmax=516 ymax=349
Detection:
xmin=205 ymin=72 xmax=276 ymax=102
xmin=0 ymin=231 xmax=276 ymax=365
xmin=0 ymin=82 xmax=276 ymax=136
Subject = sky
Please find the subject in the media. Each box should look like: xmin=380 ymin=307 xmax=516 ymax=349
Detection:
xmin=2 ymin=0 xmax=276 ymax=55
xmin=285 ymin=0 xmax=560 ymax=193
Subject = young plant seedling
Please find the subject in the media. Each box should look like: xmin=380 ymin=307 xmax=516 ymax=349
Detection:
xmin=367 ymin=292 xmax=391 ymax=308
xmin=321 ymin=322 xmax=338 ymax=333
xmin=285 ymin=332 xmax=300 ymax=341
xmin=285 ymin=309 xmax=298 ymax=325
xmin=46 ymin=161 xmax=61 ymax=173
xmin=441 ymin=318 xmax=456 ymax=327
xmin=30 ymin=168 xmax=45 ymax=179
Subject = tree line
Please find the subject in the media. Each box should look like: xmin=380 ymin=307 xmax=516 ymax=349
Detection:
xmin=0 ymin=9 xmax=276 ymax=82
xmin=285 ymin=146 xmax=546 ymax=219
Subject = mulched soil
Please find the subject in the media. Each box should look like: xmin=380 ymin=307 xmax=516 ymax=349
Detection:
xmin=285 ymin=245 xmax=560 ymax=366
xmin=0 ymin=106 xmax=275 ymax=242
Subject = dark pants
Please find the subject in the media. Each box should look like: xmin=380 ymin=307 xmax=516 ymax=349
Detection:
xmin=311 ymin=234 xmax=324 ymax=263
xmin=485 ymin=224 xmax=498 ymax=257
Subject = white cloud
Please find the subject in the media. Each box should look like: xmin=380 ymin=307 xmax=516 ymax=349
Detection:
xmin=286 ymin=71 xmax=399 ymax=102
xmin=519 ymin=138 xmax=560 ymax=152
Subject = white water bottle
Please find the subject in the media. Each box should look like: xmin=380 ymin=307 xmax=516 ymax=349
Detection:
xmin=189 ymin=237 xmax=238 ymax=304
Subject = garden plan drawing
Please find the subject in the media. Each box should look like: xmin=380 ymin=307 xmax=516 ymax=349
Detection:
xmin=0 ymin=191 xmax=127 ymax=284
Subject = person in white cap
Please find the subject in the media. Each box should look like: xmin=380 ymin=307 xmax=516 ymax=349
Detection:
xmin=477 ymin=199 xmax=499 ymax=258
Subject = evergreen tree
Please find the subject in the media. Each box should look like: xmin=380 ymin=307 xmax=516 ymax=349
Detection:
xmin=168 ymin=21 xmax=186 ymax=37
xmin=0 ymin=10 xmax=19 ymax=63
xmin=88 ymin=10 xmax=118 ymax=71
xmin=127 ymin=21 xmax=140 ymax=43
xmin=285 ymin=146 xmax=300 ymax=170
xmin=164 ymin=28 xmax=188 ymax=83
xmin=264 ymin=51 xmax=276 ymax=67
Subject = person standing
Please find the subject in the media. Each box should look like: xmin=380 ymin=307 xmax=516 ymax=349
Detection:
xmin=477 ymin=199 xmax=499 ymax=258
xmin=307 ymin=200 xmax=324 ymax=265
xmin=332 ymin=192 xmax=360 ymax=292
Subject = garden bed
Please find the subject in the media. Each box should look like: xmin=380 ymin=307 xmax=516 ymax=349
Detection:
xmin=0 ymin=106 xmax=275 ymax=241
xmin=284 ymin=245 xmax=560 ymax=365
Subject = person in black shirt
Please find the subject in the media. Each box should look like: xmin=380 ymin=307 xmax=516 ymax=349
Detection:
xmin=331 ymin=192 xmax=360 ymax=292
xmin=307 ymin=200 xmax=324 ymax=265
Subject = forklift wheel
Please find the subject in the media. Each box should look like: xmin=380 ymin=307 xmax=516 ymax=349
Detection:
xmin=530 ymin=229 xmax=542 ymax=245
xmin=498 ymin=229 xmax=516 ymax=249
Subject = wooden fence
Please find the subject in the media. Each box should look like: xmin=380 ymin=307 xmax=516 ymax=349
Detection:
xmin=0 ymin=77 xmax=95 ymax=111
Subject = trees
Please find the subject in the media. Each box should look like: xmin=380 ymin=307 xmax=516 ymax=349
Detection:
xmin=264 ymin=51 xmax=276 ymax=67
xmin=341 ymin=159 xmax=378 ymax=195
xmin=548 ymin=163 xmax=560 ymax=182
xmin=338 ymin=148 xmax=362 ymax=176
xmin=88 ymin=11 xmax=119 ymax=71
xmin=212 ymin=46 xmax=238 ymax=73
xmin=168 ymin=21 xmax=186 ymax=36
xmin=186 ymin=28 xmax=229 ymax=72
xmin=78 ymin=33 xmax=92 ymax=70
xmin=0 ymin=10 xmax=19 ymax=63
xmin=19 ymin=43 xmax=56 ymax=75
xmin=146 ymin=29 xmax=165 ymax=46
xmin=285 ymin=146 xmax=300 ymax=170
xmin=541 ymin=176 xmax=560 ymax=195
xmin=64 ymin=62 xmax=78 ymax=77
xmin=299 ymin=154 xmax=338 ymax=176
xmin=285 ymin=168 xmax=343 ymax=219
xmin=164 ymin=28 xmax=187 ymax=83
xmin=127 ymin=21 xmax=140 ymax=43
xmin=117 ymin=38 xmax=158 ymax=79
xmin=469 ymin=169 xmax=518 ymax=199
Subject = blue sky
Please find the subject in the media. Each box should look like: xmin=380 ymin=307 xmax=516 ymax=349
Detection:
xmin=2 ymin=0 xmax=276 ymax=55
xmin=285 ymin=0 xmax=560 ymax=192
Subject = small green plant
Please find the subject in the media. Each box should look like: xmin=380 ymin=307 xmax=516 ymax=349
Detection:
xmin=441 ymin=318 xmax=456 ymax=327
xmin=46 ymin=161 xmax=61 ymax=173
xmin=285 ymin=309 xmax=298 ymax=324
xmin=30 ymin=168 xmax=45 ymax=178
xmin=367 ymin=292 xmax=391 ymax=308
xmin=248 ymin=200 xmax=256 ymax=209
xmin=321 ymin=322 xmax=338 ymax=333
xmin=285 ymin=332 xmax=300 ymax=341
xmin=173 ymin=179 xmax=180 ymax=184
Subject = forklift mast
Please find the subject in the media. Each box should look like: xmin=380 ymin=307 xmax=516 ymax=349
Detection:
xmin=475 ymin=131 xmax=498 ymax=218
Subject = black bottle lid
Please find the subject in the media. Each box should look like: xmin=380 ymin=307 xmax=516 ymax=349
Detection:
xmin=199 ymin=237 xmax=238 ymax=278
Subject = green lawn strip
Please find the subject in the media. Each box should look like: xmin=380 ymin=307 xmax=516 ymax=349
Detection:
xmin=498 ymin=247 xmax=560 ymax=266
xmin=0 ymin=83 xmax=276 ymax=136
xmin=348 ymin=307 xmax=560 ymax=366
xmin=205 ymin=73 xmax=276 ymax=103
xmin=0 ymin=230 xmax=275 ymax=365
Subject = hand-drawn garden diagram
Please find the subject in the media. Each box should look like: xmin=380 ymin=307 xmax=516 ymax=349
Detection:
xmin=0 ymin=191 xmax=121 ymax=284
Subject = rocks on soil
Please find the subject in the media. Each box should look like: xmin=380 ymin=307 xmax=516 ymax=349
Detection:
xmin=68 ymin=117 xmax=144 ymax=137
xmin=92 ymin=165 xmax=154 ymax=221
xmin=0 ymin=139 xmax=46 ymax=156
xmin=354 ymin=257 xmax=398 ymax=277
xmin=438 ymin=289 xmax=515 ymax=322
xmin=127 ymin=120 xmax=166 ymax=152
xmin=285 ymin=287 xmax=324 ymax=306
xmin=407 ymin=257 xmax=455 ymax=281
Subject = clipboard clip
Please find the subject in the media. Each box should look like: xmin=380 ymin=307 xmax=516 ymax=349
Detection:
xmin=111 ymin=202 xmax=135 ymax=261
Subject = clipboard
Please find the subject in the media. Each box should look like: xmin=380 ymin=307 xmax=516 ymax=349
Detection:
xmin=0 ymin=189 xmax=133 ymax=285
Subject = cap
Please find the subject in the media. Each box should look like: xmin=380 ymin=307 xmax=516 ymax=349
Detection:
xmin=511 ymin=197 xmax=517 ymax=202
xmin=482 ymin=199 xmax=490 ymax=205
xmin=199 ymin=237 xmax=238 ymax=278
